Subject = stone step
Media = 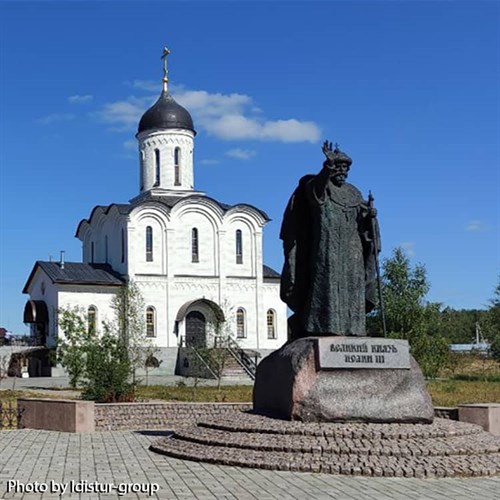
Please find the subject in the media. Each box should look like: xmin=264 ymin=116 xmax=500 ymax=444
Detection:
xmin=151 ymin=435 xmax=500 ymax=478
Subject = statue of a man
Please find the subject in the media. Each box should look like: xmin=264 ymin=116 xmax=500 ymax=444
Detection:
xmin=280 ymin=141 xmax=380 ymax=340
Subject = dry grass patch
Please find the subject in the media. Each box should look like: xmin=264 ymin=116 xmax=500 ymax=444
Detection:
xmin=136 ymin=384 xmax=253 ymax=403
xmin=427 ymin=380 xmax=500 ymax=407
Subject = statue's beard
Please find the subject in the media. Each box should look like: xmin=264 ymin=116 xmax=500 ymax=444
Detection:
xmin=332 ymin=174 xmax=347 ymax=186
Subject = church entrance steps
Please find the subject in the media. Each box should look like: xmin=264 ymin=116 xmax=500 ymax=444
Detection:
xmin=151 ymin=411 xmax=500 ymax=477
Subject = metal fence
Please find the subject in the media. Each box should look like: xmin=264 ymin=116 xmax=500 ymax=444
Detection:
xmin=0 ymin=401 xmax=22 ymax=429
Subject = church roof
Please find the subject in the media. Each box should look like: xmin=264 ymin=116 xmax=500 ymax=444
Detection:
xmin=137 ymin=90 xmax=195 ymax=135
xmin=263 ymin=265 xmax=280 ymax=279
xmin=23 ymin=261 xmax=125 ymax=293
xmin=76 ymin=195 xmax=270 ymax=237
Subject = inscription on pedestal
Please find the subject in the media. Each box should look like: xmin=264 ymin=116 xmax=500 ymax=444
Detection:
xmin=317 ymin=337 xmax=410 ymax=369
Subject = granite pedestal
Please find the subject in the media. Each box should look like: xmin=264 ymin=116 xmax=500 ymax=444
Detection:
xmin=253 ymin=336 xmax=434 ymax=423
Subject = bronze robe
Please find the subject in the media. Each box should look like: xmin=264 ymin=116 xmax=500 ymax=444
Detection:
xmin=280 ymin=175 xmax=380 ymax=338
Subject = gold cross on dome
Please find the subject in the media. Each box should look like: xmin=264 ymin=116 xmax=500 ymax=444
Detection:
xmin=161 ymin=47 xmax=170 ymax=91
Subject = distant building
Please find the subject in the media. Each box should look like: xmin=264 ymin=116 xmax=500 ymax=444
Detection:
xmin=22 ymin=53 xmax=287 ymax=375
xmin=449 ymin=342 xmax=490 ymax=354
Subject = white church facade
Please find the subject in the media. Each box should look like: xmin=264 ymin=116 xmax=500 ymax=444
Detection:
xmin=22 ymin=51 xmax=287 ymax=376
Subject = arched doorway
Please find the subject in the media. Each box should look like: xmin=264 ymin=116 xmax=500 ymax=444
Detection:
xmin=185 ymin=311 xmax=207 ymax=347
xmin=23 ymin=300 xmax=48 ymax=346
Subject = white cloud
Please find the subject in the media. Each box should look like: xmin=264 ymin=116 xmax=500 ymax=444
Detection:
xmin=400 ymin=241 xmax=416 ymax=257
xmin=36 ymin=113 xmax=76 ymax=125
xmin=225 ymin=148 xmax=256 ymax=160
xmin=68 ymin=94 xmax=93 ymax=104
xmin=465 ymin=220 xmax=487 ymax=232
xmin=96 ymin=96 xmax=153 ymax=128
xmin=200 ymin=159 xmax=220 ymax=165
xmin=129 ymin=80 xmax=160 ymax=92
xmin=95 ymin=85 xmax=321 ymax=143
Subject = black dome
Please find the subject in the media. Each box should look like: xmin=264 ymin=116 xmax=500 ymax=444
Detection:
xmin=137 ymin=90 xmax=195 ymax=134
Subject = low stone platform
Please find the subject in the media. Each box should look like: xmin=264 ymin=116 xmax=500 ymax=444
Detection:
xmin=151 ymin=410 xmax=500 ymax=478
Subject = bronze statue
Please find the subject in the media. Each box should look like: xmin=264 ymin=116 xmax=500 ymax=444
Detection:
xmin=280 ymin=141 xmax=381 ymax=340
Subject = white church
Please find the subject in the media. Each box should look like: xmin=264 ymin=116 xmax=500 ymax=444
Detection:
xmin=22 ymin=50 xmax=287 ymax=376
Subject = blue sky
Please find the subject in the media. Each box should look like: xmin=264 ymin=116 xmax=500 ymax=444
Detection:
xmin=0 ymin=1 xmax=499 ymax=334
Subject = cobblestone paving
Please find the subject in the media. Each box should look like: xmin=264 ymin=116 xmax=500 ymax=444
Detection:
xmin=0 ymin=429 xmax=499 ymax=500
xmin=151 ymin=413 xmax=500 ymax=478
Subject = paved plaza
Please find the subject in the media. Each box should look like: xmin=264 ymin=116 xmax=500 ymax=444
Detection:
xmin=0 ymin=429 xmax=499 ymax=500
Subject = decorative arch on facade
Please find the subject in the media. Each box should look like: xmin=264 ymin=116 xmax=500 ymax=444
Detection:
xmin=171 ymin=200 xmax=224 ymax=230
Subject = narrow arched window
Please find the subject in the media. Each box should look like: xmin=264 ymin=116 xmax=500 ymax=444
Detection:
xmin=154 ymin=149 xmax=160 ymax=186
xmin=88 ymin=306 xmax=97 ymax=334
xmin=140 ymin=150 xmax=145 ymax=191
xmin=236 ymin=308 xmax=246 ymax=338
xmin=121 ymin=228 xmax=125 ymax=263
xmin=236 ymin=229 xmax=243 ymax=264
xmin=146 ymin=226 xmax=153 ymax=262
xmin=191 ymin=228 xmax=199 ymax=262
xmin=91 ymin=242 xmax=95 ymax=263
xmin=174 ymin=147 xmax=181 ymax=186
xmin=146 ymin=307 xmax=156 ymax=337
xmin=267 ymin=309 xmax=276 ymax=339
xmin=105 ymin=235 xmax=109 ymax=264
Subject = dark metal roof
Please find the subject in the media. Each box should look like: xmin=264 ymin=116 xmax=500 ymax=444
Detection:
xmin=138 ymin=90 xmax=195 ymax=134
xmin=23 ymin=261 xmax=125 ymax=293
xmin=263 ymin=265 xmax=281 ymax=279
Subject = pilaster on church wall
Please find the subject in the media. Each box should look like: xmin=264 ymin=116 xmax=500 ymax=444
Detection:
xmin=165 ymin=226 xmax=176 ymax=347
xmin=217 ymin=229 xmax=226 ymax=305
xmin=254 ymin=230 xmax=264 ymax=349
xmin=127 ymin=224 xmax=137 ymax=278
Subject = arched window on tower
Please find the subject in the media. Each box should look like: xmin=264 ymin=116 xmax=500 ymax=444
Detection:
xmin=191 ymin=228 xmax=199 ymax=263
xmin=146 ymin=226 xmax=153 ymax=262
xmin=121 ymin=228 xmax=125 ymax=263
xmin=236 ymin=308 xmax=246 ymax=338
xmin=140 ymin=150 xmax=145 ymax=191
xmin=146 ymin=307 xmax=156 ymax=337
xmin=154 ymin=149 xmax=160 ymax=186
xmin=267 ymin=309 xmax=276 ymax=339
xmin=88 ymin=305 xmax=97 ymax=335
xmin=174 ymin=147 xmax=181 ymax=186
xmin=236 ymin=229 xmax=243 ymax=264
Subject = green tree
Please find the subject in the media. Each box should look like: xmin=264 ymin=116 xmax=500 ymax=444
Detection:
xmin=380 ymin=247 xmax=430 ymax=339
xmin=108 ymin=280 xmax=152 ymax=384
xmin=57 ymin=307 xmax=93 ymax=388
xmin=486 ymin=274 xmax=500 ymax=361
xmin=371 ymin=247 xmax=450 ymax=376
xmin=57 ymin=307 xmax=134 ymax=401
xmin=57 ymin=281 xmax=152 ymax=401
